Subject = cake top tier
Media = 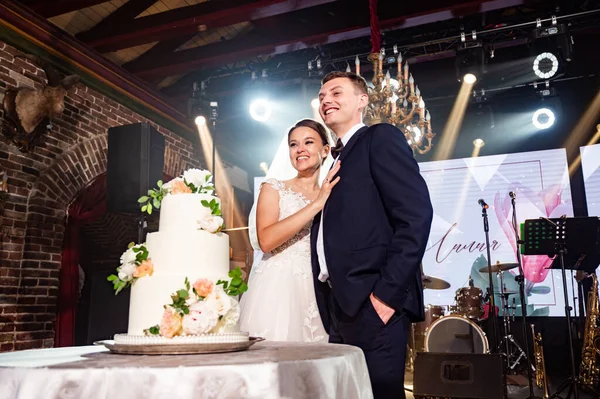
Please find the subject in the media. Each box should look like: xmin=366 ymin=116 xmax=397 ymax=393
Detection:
xmin=137 ymin=168 xmax=224 ymax=233
xmin=159 ymin=193 xmax=222 ymax=232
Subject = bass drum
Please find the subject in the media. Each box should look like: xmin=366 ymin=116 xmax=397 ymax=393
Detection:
xmin=424 ymin=314 xmax=489 ymax=354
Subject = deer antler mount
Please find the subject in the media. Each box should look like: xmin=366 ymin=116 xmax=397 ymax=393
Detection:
xmin=2 ymin=54 xmax=80 ymax=152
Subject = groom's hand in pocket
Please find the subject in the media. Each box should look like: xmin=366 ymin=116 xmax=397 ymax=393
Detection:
xmin=370 ymin=293 xmax=395 ymax=324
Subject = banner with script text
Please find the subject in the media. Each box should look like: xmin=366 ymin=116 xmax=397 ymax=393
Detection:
xmin=419 ymin=148 xmax=574 ymax=316
xmin=581 ymin=143 xmax=600 ymax=218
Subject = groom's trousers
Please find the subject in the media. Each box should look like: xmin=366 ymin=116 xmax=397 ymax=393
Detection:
xmin=325 ymin=283 xmax=410 ymax=399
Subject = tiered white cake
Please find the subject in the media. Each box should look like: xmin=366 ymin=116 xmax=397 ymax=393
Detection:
xmin=114 ymin=191 xmax=249 ymax=345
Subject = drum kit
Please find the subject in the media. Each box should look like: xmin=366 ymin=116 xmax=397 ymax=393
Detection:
xmin=407 ymin=262 xmax=530 ymax=375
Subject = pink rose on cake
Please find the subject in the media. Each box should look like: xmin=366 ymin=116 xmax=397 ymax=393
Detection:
xmin=182 ymin=301 xmax=219 ymax=335
xmin=159 ymin=308 xmax=183 ymax=338
xmin=108 ymin=242 xmax=153 ymax=294
xmin=133 ymin=260 xmax=154 ymax=278
xmin=193 ymin=278 xmax=214 ymax=297
xmin=166 ymin=178 xmax=192 ymax=194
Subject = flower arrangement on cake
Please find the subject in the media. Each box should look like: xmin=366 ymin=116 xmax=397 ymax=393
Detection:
xmin=107 ymin=242 xmax=153 ymax=294
xmin=144 ymin=268 xmax=248 ymax=338
xmin=137 ymin=168 xmax=224 ymax=233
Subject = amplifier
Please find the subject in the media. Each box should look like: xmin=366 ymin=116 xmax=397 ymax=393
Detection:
xmin=413 ymin=352 xmax=506 ymax=399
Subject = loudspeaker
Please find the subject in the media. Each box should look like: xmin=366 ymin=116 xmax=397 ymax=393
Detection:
xmin=107 ymin=123 xmax=165 ymax=213
xmin=413 ymin=352 xmax=506 ymax=399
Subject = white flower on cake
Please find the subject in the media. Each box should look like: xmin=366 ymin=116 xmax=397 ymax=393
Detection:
xmin=108 ymin=242 xmax=153 ymax=294
xmin=120 ymin=246 xmax=137 ymax=266
xmin=182 ymin=301 xmax=219 ymax=335
xmin=213 ymin=298 xmax=240 ymax=333
xmin=204 ymin=285 xmax=232 ymax=316
xmin=198 ymin=214 xmax=224 ymax=233
xmin=138 ymin=169 xmax=222 ymax=231
xmin=183 ymin=168 xmax=213 ymax=189
xmin=143 ymin=268 xmax=248 ymax=338
xmin=117 ymin=262 xmax=136 ymax=282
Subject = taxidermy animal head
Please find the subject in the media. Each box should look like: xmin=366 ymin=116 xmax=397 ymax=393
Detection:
xmin=2 ymin=54 xmax=80 ymax=152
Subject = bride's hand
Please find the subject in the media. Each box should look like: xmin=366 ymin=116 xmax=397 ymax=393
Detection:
xmin=313 ymin=161 xmax=341 ymax=210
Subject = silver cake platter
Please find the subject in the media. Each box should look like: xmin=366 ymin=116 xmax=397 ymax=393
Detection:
xmin=96 ymin=337 xmax=264 ymax=355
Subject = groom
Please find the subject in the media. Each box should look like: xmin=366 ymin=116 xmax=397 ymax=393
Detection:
xmin=311 ymin=71 xmax=433 ymax=399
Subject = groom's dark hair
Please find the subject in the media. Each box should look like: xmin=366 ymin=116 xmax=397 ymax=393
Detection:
xmin=288 ymin=119 xmax=330 ymax=146
xmin=321 ymin=71 xmax=368 ymax=95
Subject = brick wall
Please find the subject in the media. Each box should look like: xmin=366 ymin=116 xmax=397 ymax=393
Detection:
xmin=0 ymin=41 xmax=203 ymax=351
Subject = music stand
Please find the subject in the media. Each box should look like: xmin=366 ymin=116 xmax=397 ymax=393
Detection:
xmin=521 ymin=216 xmax=600 ymax=399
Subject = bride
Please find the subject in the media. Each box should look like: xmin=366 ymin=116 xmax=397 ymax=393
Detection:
xmin=239 ymin=119 xmax=341 ymax=342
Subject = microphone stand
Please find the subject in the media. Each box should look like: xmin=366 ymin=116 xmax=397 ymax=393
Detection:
xmin=510 ymin=192 xmax=540 ymax=399
xmin=480 ymin=201 xmax=499 ymax=354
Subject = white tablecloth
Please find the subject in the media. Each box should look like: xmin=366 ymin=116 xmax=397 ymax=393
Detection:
xmin=0 ymin=341 xmax=373 ymax=399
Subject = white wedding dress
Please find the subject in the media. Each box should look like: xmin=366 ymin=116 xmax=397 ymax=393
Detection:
xmin=239 ymin=178 xmax=328 ymax=342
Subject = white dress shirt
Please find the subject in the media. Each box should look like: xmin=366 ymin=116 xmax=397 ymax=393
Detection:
xmin=317 ymin=123 xmax=366 ymax=282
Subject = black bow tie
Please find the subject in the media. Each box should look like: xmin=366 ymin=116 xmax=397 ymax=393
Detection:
xmin=331 ymin=138 xmax=344 ymax=159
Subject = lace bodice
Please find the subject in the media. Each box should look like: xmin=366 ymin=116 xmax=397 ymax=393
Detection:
xmin=241 ymin=178 xmax=326 ymax=343
xmin=261 ymin=178 xmax=312 ymax=259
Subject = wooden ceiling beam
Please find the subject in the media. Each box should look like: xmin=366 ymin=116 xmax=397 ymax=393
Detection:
xmin=132 ymin=0 xmax=516 ymax=80
xmin=27 ymin=0 xmax=110 ymax=18
xmin=121 ymin=35 xmax=196 ymax=72
xmin=76 ymin=0 xmax=157 ymax=43
xmin=81 ymin=0 xmax=338 ymax=53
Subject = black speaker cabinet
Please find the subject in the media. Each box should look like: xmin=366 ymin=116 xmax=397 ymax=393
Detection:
xmin=107 ymin=123 xmax=165 ymax=213
xmin=413 ymin=352 xmax=507 ymax=399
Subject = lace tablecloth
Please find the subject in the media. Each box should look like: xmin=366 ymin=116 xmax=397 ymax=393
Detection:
xmin=0 ymin=341 xmax=373 ymax=399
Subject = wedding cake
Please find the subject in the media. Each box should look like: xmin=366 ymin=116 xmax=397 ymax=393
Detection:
xmin=108 ymin=168 xmax=249 ymax=345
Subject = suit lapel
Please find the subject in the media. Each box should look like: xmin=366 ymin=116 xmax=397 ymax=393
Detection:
xmin=337 ymin=125 xmax=369 ymax=164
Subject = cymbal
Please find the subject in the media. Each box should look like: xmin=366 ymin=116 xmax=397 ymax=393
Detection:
xmin=422 ymin=275 xmax=450 ymax=290
xmin=479 ymin=263 xmax=518 ymax=273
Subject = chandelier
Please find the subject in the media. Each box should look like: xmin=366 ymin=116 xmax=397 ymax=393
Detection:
xmin=357 ymin=0 xmax=435 ymax=155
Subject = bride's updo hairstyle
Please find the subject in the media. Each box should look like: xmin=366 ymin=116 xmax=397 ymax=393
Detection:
xmin=287 ymin=119 xmax=331 ymax=146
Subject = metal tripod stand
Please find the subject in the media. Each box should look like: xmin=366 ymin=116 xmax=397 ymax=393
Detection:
xmin=496 ymin=270 xmax=532 ymax=373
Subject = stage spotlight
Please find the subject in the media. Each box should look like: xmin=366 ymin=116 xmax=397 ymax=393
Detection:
xmin=463 ymin=73 xmax=477 ymax=84
xmin=532 ymin=108 xmax=555 ymax=130
xmin=455 ymin=44 xmax=486 ymax=83
xmin=249 ymin=99 xmax=272 ymax=122
xmin=194 ymin=116 xmax=206 ymax=126
xmin=533 ymin=52 xmax=559 ymax=79
xmin=311 ymin=98 xmax=319 ymax=109
xmin=473 ymin=138 xmax=485 ymax=148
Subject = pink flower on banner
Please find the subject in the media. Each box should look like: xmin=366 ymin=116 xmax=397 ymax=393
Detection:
xmin=494 ymin=183 xmax=570 ymax=287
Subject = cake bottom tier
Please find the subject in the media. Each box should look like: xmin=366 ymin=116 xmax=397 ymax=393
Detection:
xmin=127 ymin=274 xmax=231 ymax=335
xmin=114 ymin=331 xmax=249 ymax=345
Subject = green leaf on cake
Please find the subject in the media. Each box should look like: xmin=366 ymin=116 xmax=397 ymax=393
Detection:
xmin=231 ymin=277 xmax=242 ymax=287
xmin=144 ymin=325 xmax=160 ymax=336
xmin=177 ymin=289 xmax=189 ymax=299
xmin=216 ymin=267 xmax=248 ymax=297
xmin=157 ymin=180 xmax=163 ymax=188
xmin=138 ymin=196 xmax=148 ymax=203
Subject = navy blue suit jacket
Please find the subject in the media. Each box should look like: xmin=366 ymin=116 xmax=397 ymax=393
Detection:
xmin=311 ymin=123 xmax=433 ymax=331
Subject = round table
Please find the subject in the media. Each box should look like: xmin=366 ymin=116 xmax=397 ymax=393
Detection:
xmin=0 ymin=341 xmax=373 ymax=399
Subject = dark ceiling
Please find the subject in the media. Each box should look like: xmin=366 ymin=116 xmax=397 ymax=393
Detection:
xmin=12 ymin=0 xmax=600 ymax=176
